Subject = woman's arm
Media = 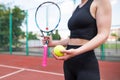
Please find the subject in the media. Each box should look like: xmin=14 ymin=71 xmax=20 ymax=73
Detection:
xmin=57 ymin=0 xmax=112 ymax=60
xmin=77 ymin=0 xmax=112 ymax=53
xmin=47 ymin=36 xmax=69 ymax=47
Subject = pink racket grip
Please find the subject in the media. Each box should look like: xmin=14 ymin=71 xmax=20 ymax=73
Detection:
xmin=42 ymin=44 xmax=47 ymax=67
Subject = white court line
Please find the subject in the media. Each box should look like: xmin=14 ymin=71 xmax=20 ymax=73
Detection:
xmin=0 ymin=64 xmax=64 ymax=77
xmin=0 ymin=64 xmax=104 ymax=80
xmin=0 ymin=64 xmax=24 ymax=70
xmin=25 ymin=68 xmax=64 ymax=76
xmin=0 ymin=69 xmax=25 ymax=79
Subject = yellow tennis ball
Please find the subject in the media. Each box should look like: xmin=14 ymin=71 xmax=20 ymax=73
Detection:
xmin=53 ymin=45 xmax=65 ymax=57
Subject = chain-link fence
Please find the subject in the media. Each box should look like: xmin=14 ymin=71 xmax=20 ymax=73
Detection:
xmin=0 ymin=2 xmax=120 ymax=61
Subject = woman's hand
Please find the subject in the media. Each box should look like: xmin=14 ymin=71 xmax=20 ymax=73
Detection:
xmin=52 ymin=48 xmax=79 ymax=61
xmin=42 ymin=36 xmax=53 ymax=46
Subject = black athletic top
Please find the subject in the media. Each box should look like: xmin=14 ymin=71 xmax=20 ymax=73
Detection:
xmin=68 ymin=0 xmax=97 ymax=40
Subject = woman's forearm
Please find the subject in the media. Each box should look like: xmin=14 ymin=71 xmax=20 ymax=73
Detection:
xmin=76 ymin=33 xmax=109 ymax=55
xmin=48 ymin=38 xmax=69 ymax=47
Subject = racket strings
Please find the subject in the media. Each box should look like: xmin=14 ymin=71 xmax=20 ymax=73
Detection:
xmin=35 ymin=2 xmax=61 ymax=32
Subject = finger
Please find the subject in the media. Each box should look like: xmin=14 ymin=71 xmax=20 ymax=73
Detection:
xmin=42 ymin=40 xmax=46 ymax=45
xmin=61 ymin=50 xmax=69 ymax=54
xmin=56 ymin=55 xmax=69 ymax=60
xmin=44 ymin=36 xmax=50 ymax=40
xmin=52 ymin=51 xmax=66 ymax=60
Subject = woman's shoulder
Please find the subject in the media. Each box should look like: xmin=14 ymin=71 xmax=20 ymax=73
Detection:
xmin=93 ymin=0 xmax=111 ymax=13
xmin=94 ymin=0 xmax=111 ymax=7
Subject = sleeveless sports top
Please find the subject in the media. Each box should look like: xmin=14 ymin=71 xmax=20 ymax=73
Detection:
xmin=68 ymin=0 xmax=97 ymax=40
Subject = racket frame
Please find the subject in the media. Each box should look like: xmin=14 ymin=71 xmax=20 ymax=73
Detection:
xmin=35 ymin=1 xmax=61 ymax=66
xmin=35 ymin=1 xmax=61 ymax=36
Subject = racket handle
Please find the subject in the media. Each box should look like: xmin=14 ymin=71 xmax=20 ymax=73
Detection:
xmin=42 ymin=44 xmax=47 ymax=67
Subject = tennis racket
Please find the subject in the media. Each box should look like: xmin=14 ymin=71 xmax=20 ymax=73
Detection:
xmin=35 ymin=1 xmax=61 ymax=67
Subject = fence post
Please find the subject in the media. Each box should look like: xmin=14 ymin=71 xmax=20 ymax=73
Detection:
xmin=25 ymin=10 xmax=29 ymax=56
xmin=9 ymin=9 xmax=12 ymax=55
xmin=100 ymin=44 xmax=105 ymax=60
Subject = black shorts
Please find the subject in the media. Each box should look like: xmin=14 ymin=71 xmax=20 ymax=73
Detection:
xmin=63 ymin=45 xmax=100 ymax=80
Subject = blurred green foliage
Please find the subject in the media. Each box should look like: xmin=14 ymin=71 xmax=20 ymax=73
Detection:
xmin=52 ymin=30 xmax=61 ymax=40
xmin=0 ymin=4 xmax=26 ymax=48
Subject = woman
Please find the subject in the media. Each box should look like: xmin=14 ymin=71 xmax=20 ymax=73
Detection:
xmin=43 ymin=0 xmax=111 ymax=80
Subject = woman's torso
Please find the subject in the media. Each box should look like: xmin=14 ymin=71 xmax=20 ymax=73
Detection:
xmin=68 ymin=0 xmax=97 ymax=42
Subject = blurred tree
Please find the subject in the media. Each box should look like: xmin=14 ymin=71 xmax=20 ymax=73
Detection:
xmin=28 ymin=32 xmax=38 ymax=40
xmin=52 ymin=30 xmax=61 ymax=40
xmin=0 ymin=4 xmax=26 ymax=48
xmin=118 ymin=37 xmax=120 ymax=41
xmin=111 ymin=33 xmax=117 ymax=37
xmin=111 ymin=33 xmax=119 ymax=41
